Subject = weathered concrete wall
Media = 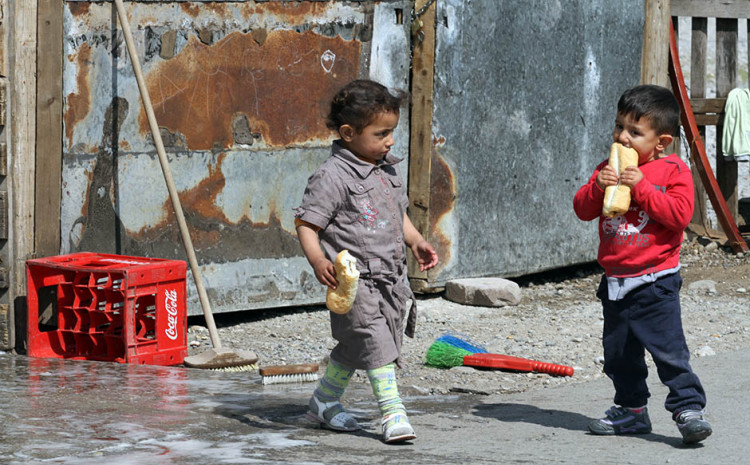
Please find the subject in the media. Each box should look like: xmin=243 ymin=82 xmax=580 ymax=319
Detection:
xmin=426 ymin=0 xmax=644 ymax=284
xmin=60 ymin=1 xmax=411 ymax=314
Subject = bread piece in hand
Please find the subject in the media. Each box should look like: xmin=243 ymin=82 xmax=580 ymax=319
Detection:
xmin=602 ymin=143 xmax=639 ymax=218
xmin=326 ymin=250 xmax=360 ymax=314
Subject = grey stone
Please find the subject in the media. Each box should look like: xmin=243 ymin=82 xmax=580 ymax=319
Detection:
xmin=705 ymin=241 xmax=719 ymax=251
xmin=695 ymin=345 xmax=716 ymax=357
xmin=688 ymin=280 xmax=717 ymax=295
xmin=444 ymin=278 xmax=522 ymax=307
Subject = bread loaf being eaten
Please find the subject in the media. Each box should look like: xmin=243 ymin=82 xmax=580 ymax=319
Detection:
xmin=602 ymin=143 xmax=639 ymax=218
xmin=326 ymin=250 xmax=360 ymax=314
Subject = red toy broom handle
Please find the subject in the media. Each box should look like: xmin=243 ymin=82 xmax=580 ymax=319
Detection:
xmin=529 ymin=361 xmax=574 ymax=377
xmin=463 ymin=353 xmax=574 ymax=377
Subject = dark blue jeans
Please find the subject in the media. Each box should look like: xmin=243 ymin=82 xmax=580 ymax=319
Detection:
xmin=597 ymin=272 xmax=706 ymax=417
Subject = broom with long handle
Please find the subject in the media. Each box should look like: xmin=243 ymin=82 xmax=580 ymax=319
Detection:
xmin=114 ymin=0 xmax=257 ymax=370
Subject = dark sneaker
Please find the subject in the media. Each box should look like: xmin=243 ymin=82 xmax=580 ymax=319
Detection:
xmin=588 ymin=406 xmax=652 ymax=435
xmin=676 ymin=409 xmax=712 ymax=444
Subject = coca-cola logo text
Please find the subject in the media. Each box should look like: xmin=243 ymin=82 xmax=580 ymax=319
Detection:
xmin=165 ymin=289 xmax=179 ymax=341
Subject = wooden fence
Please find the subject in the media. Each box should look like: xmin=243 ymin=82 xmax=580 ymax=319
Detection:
xmin=672 ymin=0 xmax=750 ymax=232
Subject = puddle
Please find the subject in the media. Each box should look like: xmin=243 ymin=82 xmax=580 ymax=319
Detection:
xmin=0 ymin=353 xmax=480 ymax=464
xmin=0 ymin=354 xmax=325 ymax=464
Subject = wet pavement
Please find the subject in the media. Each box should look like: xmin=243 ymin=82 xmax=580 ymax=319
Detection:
xmin=0 ymin=349 xmax=746 ymax=464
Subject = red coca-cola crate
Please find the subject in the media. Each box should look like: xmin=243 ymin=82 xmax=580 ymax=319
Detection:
xmin=26 ymin=252 xmax=187 ymax=366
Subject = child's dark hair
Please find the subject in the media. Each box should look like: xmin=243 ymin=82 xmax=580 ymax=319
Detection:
xmin=327 ymin=79 xmax=407 ymax=132
xmin=617 ymin=84 xmax=681 ymax=136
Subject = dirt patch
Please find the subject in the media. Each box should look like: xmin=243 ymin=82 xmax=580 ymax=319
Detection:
xmin=190 ymin=232 xmax=750 ymax=397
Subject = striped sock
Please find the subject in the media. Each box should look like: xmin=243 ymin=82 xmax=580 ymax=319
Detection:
xmin=367 ymin=363 xmax=406 ymax=418
xmin=314 ymin=358 xmax=354 ymax=403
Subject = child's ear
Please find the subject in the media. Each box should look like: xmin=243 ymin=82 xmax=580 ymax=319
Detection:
xmin=656 ymin=134 xmax=674 ymax=151
xmin=339 ymin=124 xmax=355 ymax=142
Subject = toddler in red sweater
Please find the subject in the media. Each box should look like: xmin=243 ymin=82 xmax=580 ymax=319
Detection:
xmin=574 ymin=84 xmax=711 ymax=444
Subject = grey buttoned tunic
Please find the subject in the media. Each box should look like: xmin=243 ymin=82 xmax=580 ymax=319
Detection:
xmin=295 ymin=141 xmax=415 ymax=370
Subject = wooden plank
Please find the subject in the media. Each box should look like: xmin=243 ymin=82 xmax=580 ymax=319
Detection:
xmin=715 ymin=18 xmax=738 ymax=220
xmin=690 ymin=98 xmax=727 ymax=114
xmin=668 ymin=21 xmax=748 ymax=253
xmin=691 ymin=18 xmax=707 ymax=101
xmin=0 ymin=0 xmax=6 ymax=77
xmin=0 ymin=304 xmax=9 ymax=349
xmin=0 ymin=142 xmax=6 ymax=176
xmin=407 ymin=0 xmax=437 ymax=281
xmin=0 ymin=192 xmax=6 ymax=239
xmin=694 ymin=114 xmax=722 ymax=126
xmin=672 ymin=0 xmax=750 ymax=19
xmin=642 ymin=0 xmax=671 ymax=86
xmin=716 ymin=19 xmax=738 ymax=97
xmin=670 ymin=17 xmax=680 ymax=157
xmin=0 ymin=79 xmax=5 ymax=126
xmin=8 ymin=0 xmax=39 ymax=350
xmin=35 ymin=0 xmax=63 ymax=258
xmin=687 ymin=15 xmax=707 ymax=226
xmin=0 ymin=0 xmax=7 ymax=351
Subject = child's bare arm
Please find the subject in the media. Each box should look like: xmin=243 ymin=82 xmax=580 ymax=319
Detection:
xmin=296 ymin=223 xmax=338 ymax=289
xmin=403 ymin=214 xmax=439 ymax=272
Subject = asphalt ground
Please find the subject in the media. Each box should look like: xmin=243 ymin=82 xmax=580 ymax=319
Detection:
xmin=0 ymin=348 xmax=743 ymax=464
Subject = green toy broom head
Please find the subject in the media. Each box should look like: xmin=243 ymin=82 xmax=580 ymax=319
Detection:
xmin=425 ymin=340 xmax=474 ymax=368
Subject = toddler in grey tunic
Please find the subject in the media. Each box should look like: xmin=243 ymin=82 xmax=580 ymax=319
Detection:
xmin=295 ymin=80 xmax=438 ymax=443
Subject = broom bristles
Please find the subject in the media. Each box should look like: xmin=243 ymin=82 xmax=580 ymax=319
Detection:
xmin=425 ymin=341 xmax=474 ymax=368
xmin=436 ymin=334 xmax=488 ymax=354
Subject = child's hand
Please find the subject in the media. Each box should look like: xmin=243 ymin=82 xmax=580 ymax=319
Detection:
xmin=411 ymin=240 xmax=439 ymax=272
xmin=596 ymin=165 xmax=619 ymax=190
xmin=619 ymin=165 xmax=643 ymax=188
xmin=312 ymin=257 xmax=338 ymax=289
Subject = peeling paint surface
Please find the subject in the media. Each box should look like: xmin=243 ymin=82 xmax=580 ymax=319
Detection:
xmin=370 ymin=3 xmax=411 ymax=161
xmin=62 ymin=2 xmax=368 ymax=153
xmin=140 ymin=30 xmax=361 ymax=150
xmin=60 ymin=1 xmax=412 ymax=314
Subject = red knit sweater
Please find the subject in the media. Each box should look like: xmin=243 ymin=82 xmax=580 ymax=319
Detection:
xmin=573 ymin=154 xmax=694 ymax=277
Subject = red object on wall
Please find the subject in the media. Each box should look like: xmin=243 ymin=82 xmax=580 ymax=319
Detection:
xmin=26 ymin=252 xmax=188 ymax=366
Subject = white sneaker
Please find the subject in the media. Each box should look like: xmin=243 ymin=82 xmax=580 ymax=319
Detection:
xmin=306 ymin=395 xmax=361 ymax=432
xmin=382 ymin=412 xmax=416 ymax=443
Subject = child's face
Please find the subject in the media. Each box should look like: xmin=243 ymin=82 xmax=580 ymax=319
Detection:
xmin=613 ymin=112 xmax=671 ymax=165
xmin=340 ymin=111 xmax=399 ymax=163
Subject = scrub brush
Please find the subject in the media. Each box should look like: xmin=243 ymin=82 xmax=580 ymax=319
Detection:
xmin=259 ymin=363 xmax=320 ymax=385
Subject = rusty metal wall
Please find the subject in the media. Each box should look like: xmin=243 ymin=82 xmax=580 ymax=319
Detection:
xmin=426 ymin=0 xmax=645 ymax=284
xmin=59 ymin=0 xmax=645 ymax=314
xmin=60 ymin=1 xmax=412 ymax=315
